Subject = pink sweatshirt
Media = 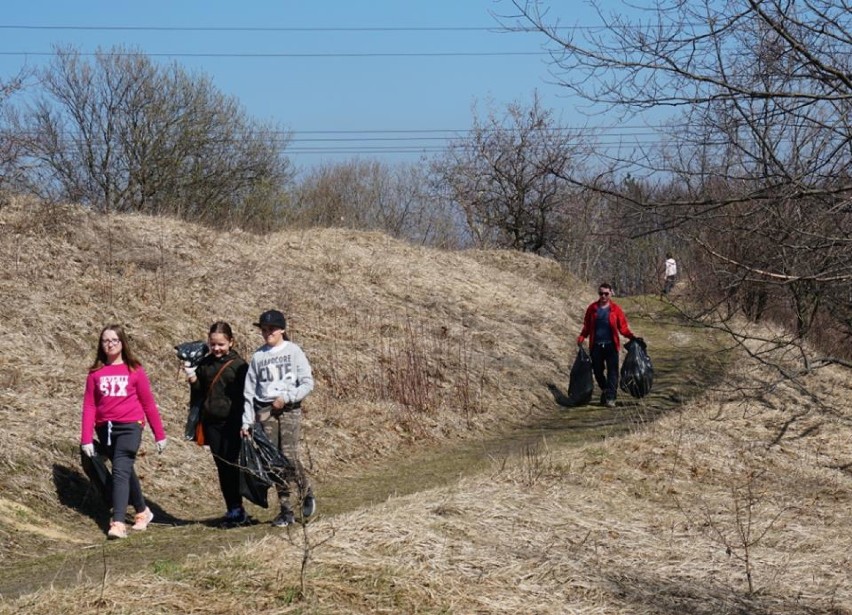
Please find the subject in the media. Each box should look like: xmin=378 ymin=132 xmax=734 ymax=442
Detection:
xmin=80 ymin=363 xmax=166 ymax=445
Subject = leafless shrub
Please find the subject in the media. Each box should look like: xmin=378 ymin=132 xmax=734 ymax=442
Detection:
xmin=12 ymin=45 xmax=293 ymax=231
xmin=507 ymin=0 xmax=852 ymax=375
xmin=694 ymin=453 xmax=793 ymax=594
xmin=431 ymin=92 xmax=588 ymax=257
xmin=292 ymin=158 xmax=462 ymax=247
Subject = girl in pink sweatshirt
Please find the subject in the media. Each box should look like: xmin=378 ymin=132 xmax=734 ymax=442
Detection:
xmin=80 ymin=324 xmax=167 ymax=539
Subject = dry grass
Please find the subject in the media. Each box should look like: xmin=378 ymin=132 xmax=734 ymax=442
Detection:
xmin=0 ymin=196 xmax=580 ymax=558
xmin=4 ymin=362 xmax=850 ymax=614
xmin=1 ymin=197 xmax=851 ymax=614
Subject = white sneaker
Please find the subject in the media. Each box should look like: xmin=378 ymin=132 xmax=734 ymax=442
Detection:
xmin=271 ymin=511 xmax=295 ymax=527
xmin=108 ymin=521 xmax=128 ymax=539
xmin=131 ymin=507 xmax=154 ymax=531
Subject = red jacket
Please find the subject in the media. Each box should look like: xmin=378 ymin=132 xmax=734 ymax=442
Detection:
xmin=577 ymin=300 xmax=635 ymax=351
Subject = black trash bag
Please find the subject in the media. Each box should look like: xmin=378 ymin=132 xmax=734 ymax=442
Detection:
xmin=620 ymin=338 xmax=653 ymax=398
xmin=80 ymin=446 xmax=112 ymax=506
xmin=184 ymin=404 xmax=201 ymax=441
xmin=239 ymin=437 xmax=271 ymax=508
xmin=252 ymin=423 xmax=295 ymax=486
xmin=238 ymin=424 xmax=296 ymax=508
xmin=174 ymin=340 xmax=209 ymax=367
xmin=566 ymin=345 xmax=594 ymax=406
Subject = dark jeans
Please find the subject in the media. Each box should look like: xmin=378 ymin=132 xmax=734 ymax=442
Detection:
xmin=590 ymin=342 xmax=619 ymax=401
xmin=202 ymin=417 xmax=243 ymax=511
xmin=96 ymin=421 xmax=146 ymax=523
xmin=662 ymin=275 xmax=676 ymax=295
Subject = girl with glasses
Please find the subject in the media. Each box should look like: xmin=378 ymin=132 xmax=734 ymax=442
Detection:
xmin=80 ymin=324 xmax=167 ymax=539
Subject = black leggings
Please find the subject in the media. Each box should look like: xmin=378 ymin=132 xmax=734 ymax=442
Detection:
xmin=96 ymin=421 xmax=146 ymax=523
xmin=202 ymin=418 xmax=243 ymax=511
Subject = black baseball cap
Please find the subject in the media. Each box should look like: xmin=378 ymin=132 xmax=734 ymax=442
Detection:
xmin=254 ymin=309 xmax=287 ymax=330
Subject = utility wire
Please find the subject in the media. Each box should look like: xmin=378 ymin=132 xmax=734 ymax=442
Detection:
xmin=0 ymin=50 xmax=549 ymax=58
xmin=0 ymin=24 xmax=586 ymax=32
xmin=12 ymin=126 xmax=667 ymax=137
xmin=0 ymin=23 xmax=724 ymax=33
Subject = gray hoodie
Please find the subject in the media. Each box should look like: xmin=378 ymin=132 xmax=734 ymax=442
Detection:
xmin=242 ymin=340 xmax=314 ymax=427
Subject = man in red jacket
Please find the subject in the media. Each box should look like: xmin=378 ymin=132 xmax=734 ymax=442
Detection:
xmin=577 ymin=283 xmax=638 ymax=407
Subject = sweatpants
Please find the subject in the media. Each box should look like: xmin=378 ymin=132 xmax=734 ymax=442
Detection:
xmin=95 ymin=421 xmax=146 ymax=523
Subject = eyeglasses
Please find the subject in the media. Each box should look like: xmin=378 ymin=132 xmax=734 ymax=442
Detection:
xmin=101 ymin=339 xmax=121 ymax=346
xmin=598 ymin=291 xmax=611 ymax=296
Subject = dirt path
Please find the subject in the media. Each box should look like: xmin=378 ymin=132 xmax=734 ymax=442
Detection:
xmin=0 ymin=298 xmax=727 ymax=600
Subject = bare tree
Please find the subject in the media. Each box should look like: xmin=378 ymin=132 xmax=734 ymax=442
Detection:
xmin=431 ymin=92 xmax=586 ymax=256
xmin=293 ymin=158 xmax=463 ymax=246
xmin=14 ymin=45 xmax=293 ymax=230
xmin=0 ymin=67 xmax=32 ymax=205
xmin=507 ymin=0 xmax=852 ymax=368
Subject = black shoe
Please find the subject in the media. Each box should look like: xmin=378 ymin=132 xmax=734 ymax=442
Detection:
xmin=600 ymin=392 xmax=607 ymax=406
xmin=222 ymin=506 xmax=248 ymax=526
xmin=271 ymin=510 xmax=295 ymax=527
xmin=302 ymin=495 xmax=316 ymax=519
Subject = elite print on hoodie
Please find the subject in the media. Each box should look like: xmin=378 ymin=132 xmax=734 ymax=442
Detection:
xmin=242 ymin=340 xmax=314 ymax=426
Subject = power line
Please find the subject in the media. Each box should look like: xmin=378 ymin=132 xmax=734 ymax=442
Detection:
xmin=0 ymin=24 xmax=583 ymax=33
xmin=39 ymin=135 xmax=669 ymax=156
xmin=12 ymin=126 xmax=667 ymax=137
xmin=0 ymin=50 xmax=549 ymax=58
xmin=0 ymin=22 xmax=726 ymax=34
xmin=287 ymin=137 xmax=666 ymax=152
xmin=291 ymin=127 xmax=663 ymax=135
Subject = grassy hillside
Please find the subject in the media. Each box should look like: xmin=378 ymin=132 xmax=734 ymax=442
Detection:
xmin=0 ymin=197 xmax=583 ymax=559
xmin=1 ymin=198 xmax=850 ymax=614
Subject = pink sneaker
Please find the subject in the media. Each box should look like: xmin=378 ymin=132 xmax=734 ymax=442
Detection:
xmin=131 ymin=507 xmax=154 ymax=531
xmin=107 ymin=521 xmax=127 ymax=539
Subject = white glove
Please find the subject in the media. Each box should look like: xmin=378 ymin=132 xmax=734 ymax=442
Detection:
xmin=183 ymin=361 xmax=197 ymax=379
xmin=155 ymin=438 xmax=168 ymax=454
xmin=81 ymin=443 xmax=95 ymax=457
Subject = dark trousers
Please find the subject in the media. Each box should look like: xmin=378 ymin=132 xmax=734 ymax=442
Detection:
xmin=96 ymin=421 xmax=146 ymax=523
xmin=662 ymin=275 xmax=676 ymax=295
xmin=202 ymin=417 xmax=243 ymax=511
xmin=259 ymin=409 xmax=311 ymax=513
xmin=590 ymin=342 xmax=619 ymax=401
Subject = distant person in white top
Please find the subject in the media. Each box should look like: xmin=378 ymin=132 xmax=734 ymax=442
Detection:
xmin=242 ymin=309 xmax=316 ymax=527
xmin=662 ymin=252 xmax=678 ymax=296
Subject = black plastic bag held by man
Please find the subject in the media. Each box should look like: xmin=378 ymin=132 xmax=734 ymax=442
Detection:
xmin=619 ymin=338 xmax=653 ymax=398
xmin=566 ymin=345 xmax=594 ymax=406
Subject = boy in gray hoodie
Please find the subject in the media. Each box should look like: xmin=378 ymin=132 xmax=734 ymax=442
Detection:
xmin=242 ymin=309 xmax=315 ymax=526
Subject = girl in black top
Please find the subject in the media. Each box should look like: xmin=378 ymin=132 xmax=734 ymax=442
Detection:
xmin=185 ymin=321 xmax=249 ymax=524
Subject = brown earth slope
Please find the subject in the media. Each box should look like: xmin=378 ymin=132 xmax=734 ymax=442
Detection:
xmin=1 ymin=198 xmax=850 ymax=615
xmin=0 ymin=197 xmax=583 ymax=562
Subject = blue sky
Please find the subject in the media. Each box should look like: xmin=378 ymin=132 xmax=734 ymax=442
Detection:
xmin=0 ymin=1 xmax=644 ymax=169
